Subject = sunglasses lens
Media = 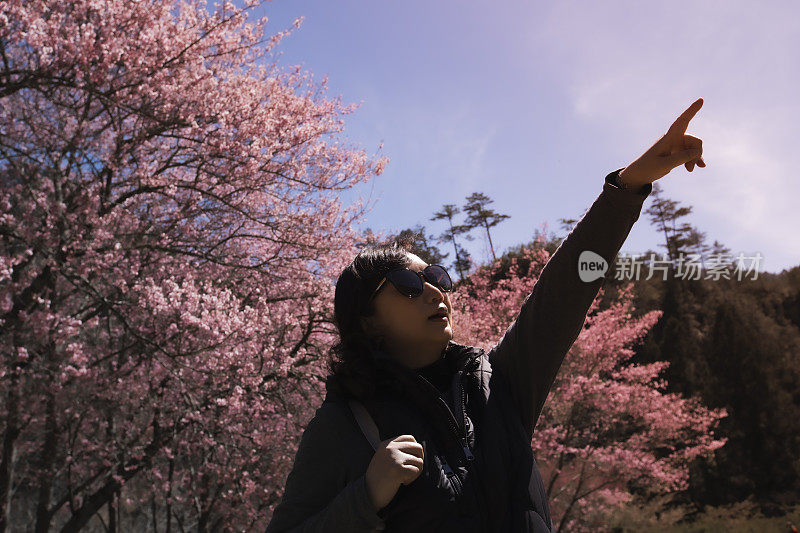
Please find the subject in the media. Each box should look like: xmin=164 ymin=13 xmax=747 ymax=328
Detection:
xmin=386 ymin=269 xmax=424 ymax=297
xmin=424 ymin=265 xmax=453 ymax=292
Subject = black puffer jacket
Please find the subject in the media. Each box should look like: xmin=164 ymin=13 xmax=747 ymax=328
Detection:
xmin=265 ymin=169 xmax=652 ymax=532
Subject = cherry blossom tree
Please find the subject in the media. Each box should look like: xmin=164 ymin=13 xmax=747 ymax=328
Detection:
xmin=451 ymin=238 xmax=727 ymax=532
xmin=0 ymin=0 xmax=386 ymax=530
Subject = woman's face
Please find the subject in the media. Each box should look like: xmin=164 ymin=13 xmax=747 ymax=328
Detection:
xmin=362 ymin=253 xmax=453 ymax=369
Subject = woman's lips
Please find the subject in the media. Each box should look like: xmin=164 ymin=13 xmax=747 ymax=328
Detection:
xmin=428 ymin=315 xmax=448 ymax=322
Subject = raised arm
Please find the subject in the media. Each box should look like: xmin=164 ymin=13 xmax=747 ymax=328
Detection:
xmin=487 ymin=97 xmax=707 ymax=441
xmin=265 ymin=402 xmax=384 ymax=533
xmin=487 ymin=169 xmax=652 ymax=440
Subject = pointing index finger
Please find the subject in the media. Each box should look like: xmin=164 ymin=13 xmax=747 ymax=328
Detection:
xmin=669 ymin=97 xmax=704 ymax=134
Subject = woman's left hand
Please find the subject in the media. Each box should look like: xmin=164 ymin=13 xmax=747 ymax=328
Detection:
xmin=618 ymin=97 xmax=706 ymax=189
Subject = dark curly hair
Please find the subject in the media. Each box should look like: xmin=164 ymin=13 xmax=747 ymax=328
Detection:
xmin=325 ymin=241 xmax=414 ymax=400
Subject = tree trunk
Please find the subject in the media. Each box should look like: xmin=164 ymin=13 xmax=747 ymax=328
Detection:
xmin=0 ymin=372 xmax=21 ymax=533
xmin=447 ymin=220 xmax=463 ymax=281
xmin=151 ymin=494 xmax=158 ymax=533
xmin=483 ymin=221 xmax=496 ymax=261
xmin=166 ymin=458 xmax=174 ymax=533
xmin=34 ymin=388 xmax=57 ymax=533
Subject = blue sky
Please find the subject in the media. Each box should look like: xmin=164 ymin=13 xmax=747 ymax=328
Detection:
xmin=255 ymin=0 xmax=799 ymax=275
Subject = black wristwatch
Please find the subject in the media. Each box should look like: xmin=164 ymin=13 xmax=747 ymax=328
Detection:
xmin=613 ymin=170 xmax=629 ymax=189
xmin=605 ymin=168 xmax=628 ymax=189
xmin=605 ymin=168 xmax=651 ymax=195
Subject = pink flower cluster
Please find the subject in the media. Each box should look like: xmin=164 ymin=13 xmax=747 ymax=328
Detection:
xmin=451 ymin=246 xmax=727 ymax=531
xmin=0 ymin=0 xmax=386 ymax=529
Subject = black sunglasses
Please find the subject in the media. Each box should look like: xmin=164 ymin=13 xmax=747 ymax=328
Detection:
xmin=369 ymin=265 xmax=453 ymax=301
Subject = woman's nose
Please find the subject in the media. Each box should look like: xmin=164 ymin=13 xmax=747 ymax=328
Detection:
xmin=423 ymin=281 xmax=445 ymax=302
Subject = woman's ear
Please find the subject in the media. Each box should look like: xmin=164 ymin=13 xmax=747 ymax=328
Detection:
xmin=360 ymin=316 xmax=385 ymax=351
xmin=360 ymin=315 xmax=379 ymax=336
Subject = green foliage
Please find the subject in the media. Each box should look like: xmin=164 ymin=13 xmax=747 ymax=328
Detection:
xmin=461 ymin=192 xmax=510 ymax=261
xmin=644 ymin=182 xmax=720 ymax=262
xmin=620 ymin=272 xmax=800 ymax=511
xmin=608 ymin=494 xmax=800 ymax=533
xmin=355 ymin=225 xmax=449 ymax=267
xmin=430 ymin=203 xmax=474 ymax=281
xmin=393 ymin=225 xmax=449 ymax=266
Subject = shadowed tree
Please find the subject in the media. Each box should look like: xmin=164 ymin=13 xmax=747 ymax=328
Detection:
xmin=452 ymin=242 xmax=474 ymax=282
xmin=462 ymin=192 xmax=510 ymax=262
xmin=431 ymin=204 xmax=474 ymax=281
xmin=644 ymin=183 xmax=723 ymax=265
xmin=356 ymin=226 xmax=447 ymax=267
xmin=643 ymin=183 xmax=734 ymax=280
xmin=391 ymin=225 xmax=449 ymax=267
xmin=558 ymin=217 xmax=581 ymax=234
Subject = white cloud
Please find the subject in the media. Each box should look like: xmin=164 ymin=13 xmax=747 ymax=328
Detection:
xmin=522 ymin=0 xmax=800 ymax=272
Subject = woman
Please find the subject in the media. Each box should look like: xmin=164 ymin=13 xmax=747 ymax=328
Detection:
xmin=265 ymin=98 xmax=706 ymax=532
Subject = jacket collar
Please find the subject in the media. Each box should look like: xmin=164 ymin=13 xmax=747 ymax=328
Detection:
xmin=323 ymin=341 xmax=483 ymax=402
xmin=370 ymin=340 xmax=480 ymax=376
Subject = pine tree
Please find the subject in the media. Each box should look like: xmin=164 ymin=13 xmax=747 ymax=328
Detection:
xmin=462 ymin=192 xmax=510 ymax=262
xmin=393 ymin=225 xmax=449 ymax=266
xmin=430 ymin=204 xmax=474 ymax=281
xmin=644 ymin=182 xmax=714 ymax=264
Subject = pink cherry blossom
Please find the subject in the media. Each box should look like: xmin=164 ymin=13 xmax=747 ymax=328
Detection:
xmin=1 ymin=0 xmax=386 ymax=529
xmin=452 ymin=238 xmax=727 ymax=531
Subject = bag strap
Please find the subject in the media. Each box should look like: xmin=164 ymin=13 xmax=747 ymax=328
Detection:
xmin=347 ymin=399 xmax=381 ymax=451
xmin=347 ymin=400 xmax=390 ymax=531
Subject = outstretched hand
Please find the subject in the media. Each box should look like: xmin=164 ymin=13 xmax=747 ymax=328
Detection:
xmin=618 ymin=97 xmax=706 ymax=189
